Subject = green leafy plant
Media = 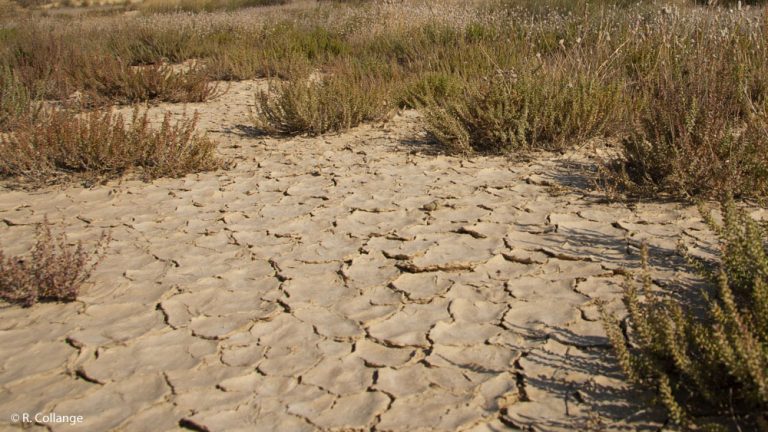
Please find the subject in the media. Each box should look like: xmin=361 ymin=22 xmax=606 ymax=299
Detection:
xmin=603 ymin=199 xmax=768 ymax=430
xmin=423 ymin=67 xmax=622 ymax=154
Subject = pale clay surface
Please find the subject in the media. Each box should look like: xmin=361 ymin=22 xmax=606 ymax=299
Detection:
xmin=0 ymin=81 xmax=723 ymax=431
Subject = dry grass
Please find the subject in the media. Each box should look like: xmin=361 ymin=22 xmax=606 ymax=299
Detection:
xmin=139 ymin=0 xmax=287 ymax=13
xmin=0 ymin=107 xmax=221 ymax=185
xmin=0 ymin=219 xmax=109 ymax=307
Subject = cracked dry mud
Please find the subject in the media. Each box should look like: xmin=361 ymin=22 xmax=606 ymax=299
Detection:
xmin=0 ymin=81 xmax=721 ymax=431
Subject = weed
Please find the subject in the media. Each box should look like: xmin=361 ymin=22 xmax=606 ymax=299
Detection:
xmin=0 ymin=107 xmax=221 ymax=185
xmin=252 ymin=60 xmax=395 ymax=135
xmin=0 ymin=219 xmax=109 ymax=307
xmin=0 ymin=64 xmax=36 ymax=130
xmin=603 ymin=199 xmax=768 ymax=430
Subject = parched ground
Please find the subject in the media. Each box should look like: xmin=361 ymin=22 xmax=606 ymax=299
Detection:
xmin=0 ymin=81 xmax=718 ymax=431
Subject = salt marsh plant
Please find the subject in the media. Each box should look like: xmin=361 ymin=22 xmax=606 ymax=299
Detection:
xmin=603 ymin=200 xmax=768 ymax=430
xmin=422 ymin=68 xmax=623 ymax=154
xmin=0 ymin=64 xmax=36 ymax=131
xmin=0 ymin=219 xmax=109 ymax=307
xmin=0 ymin=108 xmax=221 ymax=185
xmin=252 ymin=60 xmax=395 ymax=135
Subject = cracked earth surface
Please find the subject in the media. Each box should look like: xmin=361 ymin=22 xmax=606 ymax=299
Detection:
xmin=0 ymin=81 xmax=724 ymax=431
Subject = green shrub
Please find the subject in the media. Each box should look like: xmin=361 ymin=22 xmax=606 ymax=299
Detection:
xmin=0 ymin=64 xmax=36 ymax=130
xmin=607 ymin=19 xmax=768 ymax=198
xmin=423 ymin=67 xmax=623 ymax=154
xmin=603 ymin=199 xmax=768 ymax=430
xmin=0 ymin=108 xmax=221 ymax=185
xmin=252 ymin=61 xmax=395 ymax=135
xmin=398 ymin=71 xmax=464 ymax=109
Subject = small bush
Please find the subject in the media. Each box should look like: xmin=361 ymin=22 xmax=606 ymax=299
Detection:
xmin=75 ymin=60 xmax=219 ymax=105
xmin=603 ymin=199 xmax=768 ymax=430
xmin=0 ymin=219 xmax=108 ymax=307
xmin=206 ymin=41 xmax=311 ymax=81
xmin=423 ymin=68 xmax=622 ymax=154
xmin=398 ymin=71 xmax=464 ymax=109
xmin=0 ymin=108 xmax=221 ymax=185
xmin=252 ymin=62 xmax=394 ymax=135
xmin=606 ymin=17 xmax=768 ymax=198
xmin=0 ymin=64 xmax=36 ymax=131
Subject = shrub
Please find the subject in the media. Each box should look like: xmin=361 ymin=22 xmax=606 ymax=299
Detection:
xmin=422 ymin=67 xmax=623 ymax=154
xmin=74 ymin=59 xmax=219 ymax=105
xmin=4 ymin=27 xmax=81 ymax=100
xmin=0 ymin=107 xmax=221 ymax=185
xmin=398 ymin=71 xmax=464 ymax=109
xmin=603 ymin=199 xmax=768 ymax=430
xmin=3 ymin=26 xmax=218 ymax=105
xmin=106 ymin=26 xmax=207 ymax=66
xmin=206 ymin=40 xmax=312 ymax=81
xmin=252 ymin=61 xmax=395 ymax=135
xmin=0 ymin=219 xmax=108 ymax=307
xmin=0 ymin=64 xmax=36 ymax=131
xmin=606 ymin=15 xmax=768 ymax=198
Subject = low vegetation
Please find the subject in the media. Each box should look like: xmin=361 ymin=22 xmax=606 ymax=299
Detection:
xmin=0 ymin=219 xmax=108 ymax=307
xmin=0 ymin=0 xmax=767 ymax=427
xmin=139 ymin=0 xmax=287 ymax=13
xmin=0 ymin=0 xmax=765 ymax=196
xmin=422 ymin=69 xmax=623 ymax=154
xmin=0 ymin=108 xmax=221 ymax=185
xmin=603 ymin=200 xmax=768 ymax=430
xmin=0 ymin=64 xmax=36 ymax=130
xmin=606 ymin=11 xmax=768 ymax=199
xmin=252 ymin=61 xmax=395 ymax=135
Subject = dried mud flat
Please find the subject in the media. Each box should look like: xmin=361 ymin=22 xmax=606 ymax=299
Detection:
xmin=0 ymin=81 xmax=719 ymax=431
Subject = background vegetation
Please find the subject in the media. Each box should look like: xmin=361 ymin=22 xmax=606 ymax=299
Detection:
xmin=4 ymin=0 xmax=765 ymax=196
xmin=1 ymin=1 xmax=768 ymax=428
